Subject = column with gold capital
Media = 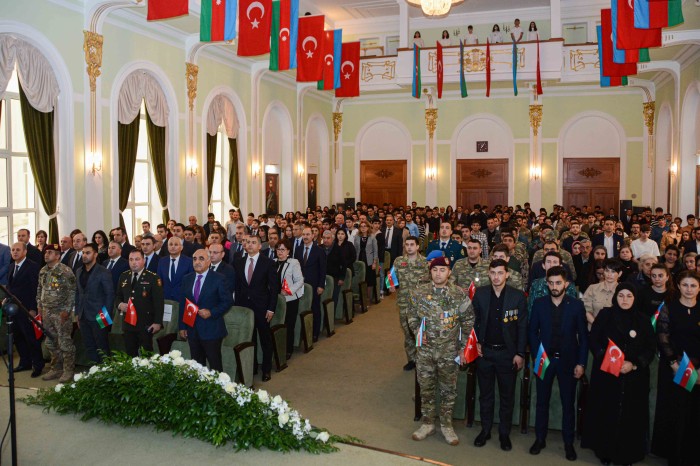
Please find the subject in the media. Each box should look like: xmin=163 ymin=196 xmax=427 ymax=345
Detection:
xmin=528 ymin=100 xmax=543 ymax=210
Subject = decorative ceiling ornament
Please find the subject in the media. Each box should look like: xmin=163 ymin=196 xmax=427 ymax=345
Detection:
xmin=406 ymin=0 xmax=465 ymax=17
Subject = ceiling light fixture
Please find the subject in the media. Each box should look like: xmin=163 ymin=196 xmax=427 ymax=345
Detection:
xmin=406 ymin=0 xmax=464 ymax=17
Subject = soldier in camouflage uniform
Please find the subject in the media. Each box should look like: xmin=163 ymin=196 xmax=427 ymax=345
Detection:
xmin=532 ymin=235 xmax=577 ymax=281
xmin=500 ymin=233 xmax=529 ymax=284
xmin=37 ymin=244 xmax=77 ymax=383
xmin=391 ymin=236 xmax=429 ymax=370
xmin=528 ymin=252 xmax=578 ymax=311
xmin=408 ymin=256 xmax=474 ymax=446
xmin=452 ymin=238 xmax=489 ymax=293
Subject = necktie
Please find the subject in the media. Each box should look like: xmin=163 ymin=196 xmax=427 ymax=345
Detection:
xmin=194 ymin=274 xmax=203 ymax=303
xmin=210 ymin=265 xmax=215 ymax=272
xmin=14 ymin=264 xmax=20 ymax=277
xmin=247 ymin=258 xmax=254 ymax=284
xmin=170 ymin=258 xmax=176 ymax=281
xmin=107 ymin=259 xmax=114 ymax=270
xmin=441 ymin=242 xmax=446 ymax=250
xmin=237 ymin=243 xmax=242 ymax=253
xmin=145 ymin=256 xmax=150 ymax=269
xmin=131 ymin=272 xmax=138 ymax=289
xmin=303 ymin=246 xmax=309 ymax=265
xmin=269 ymin=248 xmax=274 ymax=259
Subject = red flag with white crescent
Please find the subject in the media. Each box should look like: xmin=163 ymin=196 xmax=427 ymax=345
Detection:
xmin=335 ymin=41 xmax=360 ymax=98
xmin=237 ymin=0 xmax=272 ymax=57
xmin=468 ymin=281 xmax=476 ymax=300
xmin=33 ymin=313 xmax=44 ymax=340
xmin=125 ymin=298 xmax=138 ymax=326
xmin=296 ymin=15 xmax=325 ymax=82
xmin=184 ymin=298 xmax=199 ymax=327
xmin=463 ymin=328 xmax=479 ymax=363
xmin=436 ymin=41 xmax=444 ymax=99
xmin=600 ymin=338 xmax=625 ymax=377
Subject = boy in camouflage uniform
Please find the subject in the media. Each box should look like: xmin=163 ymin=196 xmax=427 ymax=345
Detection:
xmin=38 ymin=244 xmax=77 ymax=383
xmin=391 ymin=236 xmax=429 ymax=371
xmin=408 ymin=256 xmax=474 ymax=445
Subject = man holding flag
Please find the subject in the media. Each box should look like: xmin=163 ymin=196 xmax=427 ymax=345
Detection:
xmin=75 ymin=243 xmax=114 ymax=364
xmin=528 ymin=266 xmax=588 ymax=460
xmin=407 ymin=256 xmax=473 ymax=446
xmin=392 ymin=236 xmax=429 ymax=371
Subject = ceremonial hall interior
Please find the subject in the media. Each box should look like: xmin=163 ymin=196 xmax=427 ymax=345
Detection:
xmin=1 ymin=0 xmax=700 ymax=465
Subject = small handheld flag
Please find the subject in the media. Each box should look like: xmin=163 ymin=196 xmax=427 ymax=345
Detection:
xmin=124 ymin=298 xmax=138 ymax=326
xmin=601 ymin=338 xmax=625 ymax=377
xmin=468 ymin=281 xmax=476 ymax=300
xmin=184 ymin=298 xmax=199 ymax=327
xmin=416 ymin=317 xmax=426 ymax=347
xmin=651 ymin=301 xmax=663 ymax=331
xmin=385 ymin=266 xmax=399 ymax=289
xmin=97 ymin=306 xmax=113 ymax=329
xmin=674 ymin=352 xmax=698 ymax=392
xmin=33 ymin=313 xmax=44 ymax=340
xmin=535 ymin=343 xmax=550 ymax=380
xmin=463 ymin=328 xmax=479 ymax=363
xmin=281 ymin=278 xmax=292 ymax=296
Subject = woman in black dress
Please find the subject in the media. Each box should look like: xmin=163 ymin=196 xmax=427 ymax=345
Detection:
xmin=583 ymin=282 xmax=656 ymax=465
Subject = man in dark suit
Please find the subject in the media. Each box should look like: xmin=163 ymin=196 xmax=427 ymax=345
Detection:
xmin=263 ymin=228 xmax=279 ymax=260
xmin=528 ymin=266 xmax=587 ymax=461
xmin=75 ymin=243 xmax=114 ymax=363
xmin=682 ymin=226 xmax=700 ymax=254
xmin=183 ymin=226 xmax=205 ymax=255
xmin=112 ymin=227 xmax=135 ymax=259
xmin=381 ymin=214 xmax=404 ymax=267
xmin=0 ymin=241 xmax=10 ymax=285
xmin=157 ymin=237 xmax=194 ymax=302
xmin=472 ymin=259 xmax=528 ymax=451
xmin=114 ymin=249 xmax=164 ymax=356
xmin=228 ymin=223 xmax=248 ymax=264
xmin=140 ymin=234 xmax=160 ymax=273
xmin=179 ymin=248 xmax=233 ymax=372
xmin=203 ymin=213 xmax=216 ymax=237
xmin=67 ymin=232 xmax=87 ymax=275
xmin=234 ymin=235 xmax=280 ymax=381
xmin=59 ymin=235 xmax=74 ymax=266
xmin=4 ymin=242 xmax=43 ymax=377
xmin=294 ymin=226 xmax=326 ymax=341
xmin=104 ymin=241 xmax=130 ymax=292
xmin=17 ymin=228 xmax=43 ymax=265
xmin=591 ymin=217 xmax=624 ymax=258
xmin=208 ymin=243 xmax=236 ymax=296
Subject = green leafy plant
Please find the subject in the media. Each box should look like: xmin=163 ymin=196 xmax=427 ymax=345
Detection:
xmin=25 ymin=351 xmax=355 ymax=453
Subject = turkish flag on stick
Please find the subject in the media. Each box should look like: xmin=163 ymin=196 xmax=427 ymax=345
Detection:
xmin=462 ymin=328 xmax=479 ymax=363
xmin=335 ymin=42 xmax=360 ymax=98
xmin=600 ymin=338 xmax=625 ymax=377
xmin=183 ymin=298 xmax=199 ymax=327
xmin=237 ymin=0 xmax=272 ymax=57
xmin=125 ymin=298 xmax=138 ymax=326
xmin=436 ymin=41 xmax=444 ymax=99
xmin=468 ymin=282 xmax=476 ymax=300
xmin=33 ymin=313 xmax=44 ymax=340
xmin=296 ymin=15 xmax=325 ymax=82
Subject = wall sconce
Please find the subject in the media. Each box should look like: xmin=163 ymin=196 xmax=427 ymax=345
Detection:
xmin=669 ymin=163 xmax=678 ymax=178
xmin=186 ymin=158 xmax=198 ymax=177
xmin=251 ymin=162 xmax=261 ymax=179
xmin=297 ymin=163 xmax=305 ymax=178
xmin=530 ymin=166 xmax=542 ymax=180
xmin=88 ymin=151 xmax=102 ymax=176
xmin=426 ymin=166 xmax=437 ymax=180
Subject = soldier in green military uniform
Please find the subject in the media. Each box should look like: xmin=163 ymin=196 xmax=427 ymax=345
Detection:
xmin=532 ymin=235 xmax=577 ymax=282
xmin=452 ymin=238 xmax=489 ymax=292
xmin=114 ymin=249 xmax=164 ymax=357
xmin=500 ymin=232 xmax=529 ymax=284
xmin=391 ymin=236 xmax=429 ymax=371
xmin=425 ymin=222 xmax=466 ymax=268
xmin=38 ymin=244 xmax=77 ymax=383
xmin=408 ymin=256 xmax=474 ymax=446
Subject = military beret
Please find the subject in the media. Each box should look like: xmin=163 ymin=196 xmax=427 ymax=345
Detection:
xmin=426 ymin=250 xmax=444 ymax=261
xmin=44 ymin=244 xmax=60 ymax=252
xmin=430 ymin=256 xmax=450 ymax=270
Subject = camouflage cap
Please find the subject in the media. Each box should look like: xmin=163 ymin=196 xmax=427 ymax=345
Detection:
xmin=44 ymin=244 xmax=60 ymax=252
xmin=430 ymin=256 xmax=450 ymax=270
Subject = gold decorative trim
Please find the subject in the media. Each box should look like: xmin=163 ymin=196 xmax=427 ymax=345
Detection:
xmin=569 ymin=49 xmax=600 ymax=72
xmin=425 ymin=108 xmax=438 ymax=139
xmin=332 ymin=112 xmax=343 ymax=142
xmin=579 ymin=168 xmax=602 ymax=178
xmin=428 ymin=48 xmax=525 ymax=73
xmin=83 ymin=30 xmax=103 ymax=92
xmin=643 ymin=101 xmax=655 ymax=136
xmin=361 ymin=60 xmax=396 ymax=82
xmin=529 ymin=104 xmax=543 ymax=137
xmin=375 ymin=169 xmax=393 ymax=179
xmin=185 ymin=62 xmax=199 ymax=111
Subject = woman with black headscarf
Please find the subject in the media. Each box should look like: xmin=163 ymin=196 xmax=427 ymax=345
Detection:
xmin=582 ymin=282 xmax=656 ymax=465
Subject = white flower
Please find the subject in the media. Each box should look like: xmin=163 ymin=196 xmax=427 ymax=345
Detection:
xmin=138 ymin=358 xmax=149 ymax=367
xmin=278 ymin=412 xmax=290 ymax=427
xmin=73 ymin=373 xmax=83 ymax=382
xmin=218 ymin=372 xmax=231 ymax=384
xmin=160 ymin=356 xmax=171 ymax=363
xmin=169 ymin=350 xmax=182 ymax=359
xmin=54 ymin=383 xmax=64 ymax=392
xmin=150 ymin=354 xmax=160 ymax=361
xmin=272 ymin=395 xmax=283 ymax=405
xmin=224 ymin=382 xmax=236 ymax=394
xmin=88 ymin=365 xmax=99 ymax=375
xmin=70 ymin=383 xmax=76 ymax=389
xmin=317 ymin=432 xmax=330 ymax=443
xmin=173 ymin=357 xmax=185 ymax=366
xmin=257 ymin=390 xmax=269 ymax=404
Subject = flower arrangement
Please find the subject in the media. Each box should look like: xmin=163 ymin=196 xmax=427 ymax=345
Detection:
xmin=26 ymin=351 xmax=355 ymax=453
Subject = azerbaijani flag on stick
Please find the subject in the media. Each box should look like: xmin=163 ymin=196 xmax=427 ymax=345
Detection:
xmin=651 ymin=301 xmax=663 ymax=331
xmin=200 ymin=0 xmax=237 ymax=42
xmin=674 ymin=352 xmax=698 ymax=392
xmin=385 ymin=266 xmax=399 ymax=288
xmin=97 ymin=306 xmax=113 ymax=329
xmin=416 ymin=317 xmax=426 ymax=347
xmin=459 ymin=40 xmax=468 ymax=98
xmin=535 ymin=343 xmax=550 ymax=380
xmin=411 ymin=44 xmax=421 ymax=98
xmin=634 ymin=0 xmax=684 ymax=29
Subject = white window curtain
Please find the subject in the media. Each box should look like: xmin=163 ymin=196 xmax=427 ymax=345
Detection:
xmin=206 ymin=94 xmax=239 ymax=138
xmin=117 ymin=71 xmax=169 ymax=127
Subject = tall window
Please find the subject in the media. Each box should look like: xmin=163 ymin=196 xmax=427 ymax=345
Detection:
xmin=0 ymin=67 xmax=41 ymax=245
xmin=122 ymin=102 xmax=159 ymax=241
xmin=208 ymin=125 xmax=230 ymax=223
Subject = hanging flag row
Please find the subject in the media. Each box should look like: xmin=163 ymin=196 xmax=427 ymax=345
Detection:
xmin=597 ymin=0 xmax=684 ymax=87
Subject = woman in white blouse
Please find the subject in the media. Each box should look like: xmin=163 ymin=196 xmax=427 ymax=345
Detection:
xmin=413 ymin=31 xmax=424 ymax=48
xmin=439 ymin=30 xmax=452 ymax=46
xmin=275 ymin=238 xmax=305 ymax=360
xmin=528 ymin=22 xmax=539 ymax=41
xmin=489 ymin=24 xmax=503 ymax=44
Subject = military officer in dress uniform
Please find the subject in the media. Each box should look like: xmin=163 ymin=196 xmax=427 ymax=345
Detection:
xmin=114 ymin=249 xmax=164 ymax=357
xmin=425 ymin=222 xmax=466 ymax=268
xmin=38 ymin=244 xmax=77 ymax=383
xmin=408 ymin=256 xmax=474 ymax=446
xmin=391 ymin=235 xmax=430 ymax=371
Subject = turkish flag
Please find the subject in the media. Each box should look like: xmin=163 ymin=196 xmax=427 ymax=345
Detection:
xmin=463 ymin=328 xmax=479 ymax=363
xmin=237 ymin=0 xmax=272 ymax=57
xmin=335 ymin=41 xmax=360 ymax=98
xmin=600 ymin=338 xmax=625 ymax=377
xmin=615 ymin=0 xmax=661 ymax=50
xmin=147 ymin=0 xmax=188 ymax=21
xmin=601 ymin=10 xmax=638 ymax=77
xmin=183 ymin=298 xmax=198 ymax=327
xmin=296 ymin=15 xmax=325 ymax=82
xmin=468 ymin=281 xmax=476 ymax=300
xmin=436 ymin=41 xmax=444 ymax=99
xmin=33 ymin=314 xmax=43 ymax=340
xmin=125 ymin=298 xmax=138 ymax=326
xmin=281 ymin=279 xmax=292 ymax=296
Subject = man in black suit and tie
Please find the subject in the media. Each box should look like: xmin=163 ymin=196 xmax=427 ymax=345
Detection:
xmin=140 ymin=234 xmax=160 ymax=273
xmin=17 ymin=228 xmax=43 ymax=265
xmin=179 ymin=248 xmax=233 ymax=372
xmin=234 ymin=235 xmax=280 ymax=381
xmin=295 ymin=226 xmax=326 ymax=341
xmin=528 ymin=266 xmax=588 ymax=461
xmin=591 ymin=217 xmax=624 ymax=258
xmin=75 ymin=243 xmax=114 ymax=363
xmin=381 ymin=214 xmax=403 ymax=266
xmin=67 ymin=232 xmax=87 ymax=275
xmin=59 ymin=235 xmax=74 ymax=266
xmin=264 ymin=228 xmax=279 ymax=260
xmin=157 ymin=237 xmax=194 ymax=302
xmin=112 ymin=227 xmax=135 ymax=259
xmin=472 ymin=259 xmax=528 ymax=451
xmin=208 ymin=243 xmax=236 ymax=296
xmin=291 ymin=222 xmax=304 ymax=258
xmin=4 ymin=242 xmax=43 ymax=377
xmin=104 ymin=241 xmax=130 ymax=292
xmin=228 ymin=223 xmax=248 ymax=264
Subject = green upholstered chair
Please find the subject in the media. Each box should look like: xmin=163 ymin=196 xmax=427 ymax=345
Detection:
xmin=293 ymin=284 xmax=314 ymax=352
xmin=321 ymin=275 xmax=335 ymax=337
xmin=269 ymin=294 xmax=288 ymax=371
xmin=107 ymin=305 xmax=127 ymax=355
xmin=221 ymin=306 xmax=255 ymax=387
xmin=153 ymin=299 xmax=179 ymax=354
xmin=341 ymin=268 xmax=354 ymax=324
xmin=351 ymin=261 xmax=368 ymax=313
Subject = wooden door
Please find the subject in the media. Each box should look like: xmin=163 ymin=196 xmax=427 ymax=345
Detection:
xmin=456 ymin=159 xmax=508 ymax=209
xmin=563 ymin=158 xmax=620 ymax=212
xmin=360 ymin=160 xmax=407 ymax=207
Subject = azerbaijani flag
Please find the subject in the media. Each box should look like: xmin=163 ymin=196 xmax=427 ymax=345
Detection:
xmin=597 ymin=25 xmax=629 ymax=88
xmin=269 ymin=0 xmax=299 ymax=71
xmin=411 ymin=44 xmax=421 ymax=99
xmin=651 ymin=301 xmax=663 ymax=331
xmin=674 ymin=352 xmax=698 ymax=392
xmin=634 ymin=0 xmax=684 ymax=29
xmin=97 ymin=306 xmax=113 ymax=329
xmin=613 ymin=0 xmax=661 ymax=50
xmin=535 ymin=343 xmax=550 ymax=380
xmin=416 ymin=317 xmax=426 ymax=347
xmin=612 ymin=2 xmax=652 ymax=64
xmin=512 ymin=42 xmax=518 ymax=96
xmin=459 ymin=40 xmax=468 ymax=98
xmin=385 ymin=266 xmax=399 ymax=288
xmin=317 ymin=29 xmax=342 ymax=90
xmin=200 ymin=0 xmax=237 ymax=42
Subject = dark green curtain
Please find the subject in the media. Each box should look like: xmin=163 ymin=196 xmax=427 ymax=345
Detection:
xmin=145 ymin=108 xmax=169 ymax=223
xmin=206 ymin=133 xmax=217 ymax=204
xmin=228 ymin=138 xmax=239 ymax=207
xmin=117 ymin=115 xmax=140 ymax=230
xmin=18 ymin=85 xmax=58 ymax=243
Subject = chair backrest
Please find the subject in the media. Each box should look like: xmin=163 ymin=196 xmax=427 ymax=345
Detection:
xmin=298 ymin=283 xmax=313 ymax=312
xmin=271 ymin=294 xmax=286 ymax=326
xmin=222 ymin=306 xmax=254 ymax=348
xmin=383 ymin=251 xmax=391 ymax=269
xmin=351 ymin=261 xmax=366 ymax=294
xmin=321 ymin=275 xmax=334 ymax=302
xmin=341 ymin=268 xmax=353 ymax=291
xmin=163 ymin=299 xmax=180 ymax=334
